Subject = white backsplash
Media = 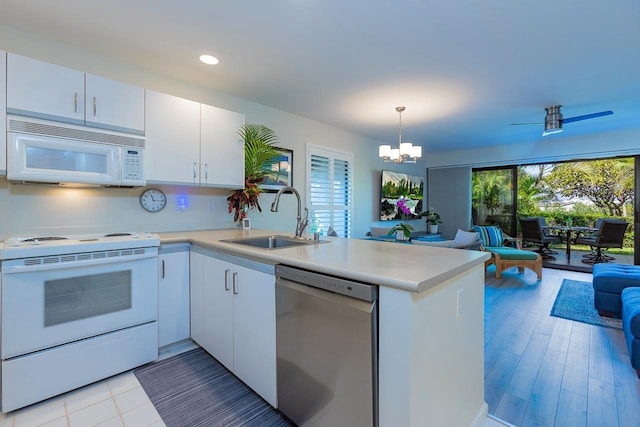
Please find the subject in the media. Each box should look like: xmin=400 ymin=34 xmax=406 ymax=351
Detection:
xmin=0 ymin=179 xmax=227 ymax=239
xmin=0 ymin=178 xmax=309 ymax=240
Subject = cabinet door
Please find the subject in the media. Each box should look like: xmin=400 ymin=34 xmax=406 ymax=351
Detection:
xmin=146 ymin=90 xmax=201 ymax=184
xmin=85 ymin=74 xmax=145 ymax=134
xmin=7 ymin=53 xmax=85 ymax=124
xmin=200 ymin=104 xmax=245 ymax=188
xmin=0 ymin=51 xmax=6 ymax=175
xmin=189 ymin=252 xmax=204 ymax=345
xmin=202 ymin=256 xmax=234 ymax=371
xmin=158 ymin=251 xmax=190 ymax=347
xmin=233 ymin=266 xmax=277 ymax=406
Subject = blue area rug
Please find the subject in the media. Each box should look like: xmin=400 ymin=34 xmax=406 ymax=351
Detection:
xmin=134 ymin=348 xmax=294 ymax=427
xmin=551 ymin=279 xmax=622 ymax=329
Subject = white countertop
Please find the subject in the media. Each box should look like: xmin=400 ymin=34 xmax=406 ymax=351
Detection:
xmin=158 ymin=229 xmax=490 ymax=293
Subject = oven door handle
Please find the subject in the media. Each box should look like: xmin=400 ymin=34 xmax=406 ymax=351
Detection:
xmin=1 ymin=252 xmax=158 ymax=274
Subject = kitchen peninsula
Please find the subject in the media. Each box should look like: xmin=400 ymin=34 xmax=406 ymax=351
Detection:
xmin=159 ymin=229 xmax=490 ymax=427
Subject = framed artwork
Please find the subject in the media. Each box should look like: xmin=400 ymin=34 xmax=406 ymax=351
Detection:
xmin=260 ymin=148 xmax=293 ymax=192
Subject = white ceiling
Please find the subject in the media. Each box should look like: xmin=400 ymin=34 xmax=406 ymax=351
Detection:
xmin=2 ymin=0 xmax=639 ymax=153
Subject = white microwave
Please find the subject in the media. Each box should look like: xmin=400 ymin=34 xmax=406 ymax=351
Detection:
xmin=7 ymin=116 xmax=146 ymax=187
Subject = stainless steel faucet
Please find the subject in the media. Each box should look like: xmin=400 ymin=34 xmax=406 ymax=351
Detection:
xmin=271 ymin=186 xmax=309 ymax=237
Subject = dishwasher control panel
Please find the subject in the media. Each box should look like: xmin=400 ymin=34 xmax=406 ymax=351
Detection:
xmin=275 ymin=264 xmax=377 ymax=302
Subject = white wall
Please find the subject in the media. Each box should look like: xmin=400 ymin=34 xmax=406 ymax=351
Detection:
xmin=0 ymin=25 xmax=427 ymax=240
xmin=426 ymin=127 xmax=640 ymax=168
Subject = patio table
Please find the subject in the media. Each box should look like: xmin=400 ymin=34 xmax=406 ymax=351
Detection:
xmin=547 ymin=225 xmax=598 ymax=260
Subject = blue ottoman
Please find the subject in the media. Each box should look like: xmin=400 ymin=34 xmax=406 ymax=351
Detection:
xmin=592 ymin=264 xmax=640 ymax=317
xmin=622 ymin=287 xmax=640 ymax=377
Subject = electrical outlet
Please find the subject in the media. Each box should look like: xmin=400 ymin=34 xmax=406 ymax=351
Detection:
xmin=456 ymin=289 xmax=464 ymax=317
xmin=175 ymin=196 xmax=188 ymax=213
xmin=208 ymin=201 xmax=216 ymax=213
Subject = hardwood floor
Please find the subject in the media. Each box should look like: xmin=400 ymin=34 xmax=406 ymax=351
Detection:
xmin=484 ymin=265 xmax=640 ymax=427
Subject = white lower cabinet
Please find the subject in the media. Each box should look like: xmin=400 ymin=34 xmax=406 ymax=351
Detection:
xmin=190 ymin=250 xmax=277 ymax=407
xmin=158 ymin=246 xmax=190 ymax=347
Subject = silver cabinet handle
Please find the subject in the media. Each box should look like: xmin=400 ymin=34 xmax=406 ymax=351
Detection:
xmin=193 ymin=162 xmax=197 ymax=180
xmin=224 ymin=269 xmax=230 ymax=291
xmin=74 ymin=93 xmax=78 ymax=113
xmin=93 ymin=96 xmax=97 ymax=116
xmin=232 ymin=272 xmax=238 ymax=295
xmin=204 ymin=163 xmax=208 ymax=181
xmin=161 ymin=260 xmax=165 ymax=279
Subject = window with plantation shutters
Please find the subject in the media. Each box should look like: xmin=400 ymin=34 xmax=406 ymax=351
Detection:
xmin=306 ymin=145 xmax=353 ymax=238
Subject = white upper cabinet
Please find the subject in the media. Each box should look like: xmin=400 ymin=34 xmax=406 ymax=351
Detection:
xmin=6 ymin=53 xmax=144 ymax=134
xmin=146 ymin=91 xmax=245 ymax=187
xmin=85 ymin=74 xmax=145 ymax=134
xmin=7 ymin=53 xmax=85 ymax=124
xmin=201 ymin=104 xmax=245 ymax=188
xmin=145 ymin=90 xmax=201 ymax=184
xmin=0 ymin=51 xmax=6 ymax=175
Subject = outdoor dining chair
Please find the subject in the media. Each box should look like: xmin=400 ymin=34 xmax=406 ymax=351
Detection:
xmin=519 ymin=217 xmax=562 ymax=259
xmin=574 ymin=219 xmax=628 ymax=264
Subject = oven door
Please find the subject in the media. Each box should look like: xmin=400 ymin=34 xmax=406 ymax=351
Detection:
xmin=1 ymin=248 xmax=158 ymax=359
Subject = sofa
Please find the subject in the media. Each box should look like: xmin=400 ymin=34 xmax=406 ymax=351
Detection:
xmin=411 ymin=229 xmax=481 ymax=250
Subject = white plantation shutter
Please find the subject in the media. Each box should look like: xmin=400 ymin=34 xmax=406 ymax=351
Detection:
xmin=306 ymin=145 xmax=353 ymax=238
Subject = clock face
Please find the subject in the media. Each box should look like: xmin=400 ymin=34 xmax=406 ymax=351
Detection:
xmin=140 ymin=189 xmax=167 ymax=212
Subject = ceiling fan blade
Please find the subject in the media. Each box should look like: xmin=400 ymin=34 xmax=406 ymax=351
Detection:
xmin=562 ymin=110 xmax=613 ymax=124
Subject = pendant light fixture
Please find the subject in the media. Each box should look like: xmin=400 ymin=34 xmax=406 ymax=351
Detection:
xmin=379 ymin=106 xmax=422 ymax=163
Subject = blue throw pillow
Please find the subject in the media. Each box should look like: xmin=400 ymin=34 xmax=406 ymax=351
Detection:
xmin=473 ymin=225 xmax=503 ymax=247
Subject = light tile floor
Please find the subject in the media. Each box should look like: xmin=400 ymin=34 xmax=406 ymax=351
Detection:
xmin=2 ymin=339 xmax=510 ymax=427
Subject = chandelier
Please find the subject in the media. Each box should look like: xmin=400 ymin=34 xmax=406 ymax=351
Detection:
xmin=378 ymin=106 xmax=422 ymax=164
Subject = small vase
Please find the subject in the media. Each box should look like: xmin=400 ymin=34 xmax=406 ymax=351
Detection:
xmin=428 ymin=224 xmax=439 ymax=234
xmin=396 ymin=230 xmax=409 ymax=241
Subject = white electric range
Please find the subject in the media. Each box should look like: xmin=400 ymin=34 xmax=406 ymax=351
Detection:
xmin=0 ymin=232 xmax=161 ymax=412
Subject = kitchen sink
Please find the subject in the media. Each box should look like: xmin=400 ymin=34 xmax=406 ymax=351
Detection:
xmin=221 ymin=235 xmax=327 ymax=250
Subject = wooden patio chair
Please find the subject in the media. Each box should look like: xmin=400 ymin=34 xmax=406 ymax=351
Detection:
xmin=474 ymin=225 xmax=542 ymax=280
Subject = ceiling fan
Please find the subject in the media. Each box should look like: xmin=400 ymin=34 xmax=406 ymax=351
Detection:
xmin=512 ymin=105 xmax=614 ymax=136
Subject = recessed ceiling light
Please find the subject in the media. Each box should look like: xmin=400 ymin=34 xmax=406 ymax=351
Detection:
xmin=199 ymin=54 xmax=219 ymax=65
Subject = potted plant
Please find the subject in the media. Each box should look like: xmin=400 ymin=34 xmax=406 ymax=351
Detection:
xmin=421 ymin=208 xmax=442 ymax=234
xmin=388 ymin=222 xmax=414 ymax=241
xmin=227 ymin=124 xmax=280 ymax=223
xmin=387 ymin=197 xmax=414 ymax=240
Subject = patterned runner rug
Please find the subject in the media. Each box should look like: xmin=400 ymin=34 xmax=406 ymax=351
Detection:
xmin=134 ymin=348 xmax=294 ymax=427
xmin=550 ymin=279 xmax=622 ymax=329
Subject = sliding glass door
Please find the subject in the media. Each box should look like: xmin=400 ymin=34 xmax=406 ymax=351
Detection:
xmin=473 ymin=157 xmax=637 ymax=271
xmin=472 ymin=167 xmax=517 ymax=237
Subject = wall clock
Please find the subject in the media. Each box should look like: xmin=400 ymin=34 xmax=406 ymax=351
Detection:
xmin=139 ymin=188 xmax=167 ymax=212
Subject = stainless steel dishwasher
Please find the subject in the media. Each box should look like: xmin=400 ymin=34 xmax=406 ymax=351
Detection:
xmin=275 ymin=264 xmax=378 ymax=427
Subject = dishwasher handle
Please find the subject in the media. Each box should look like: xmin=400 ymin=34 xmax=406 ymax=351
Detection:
xmin=277 ymin=277 xmax=375 ymax=314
